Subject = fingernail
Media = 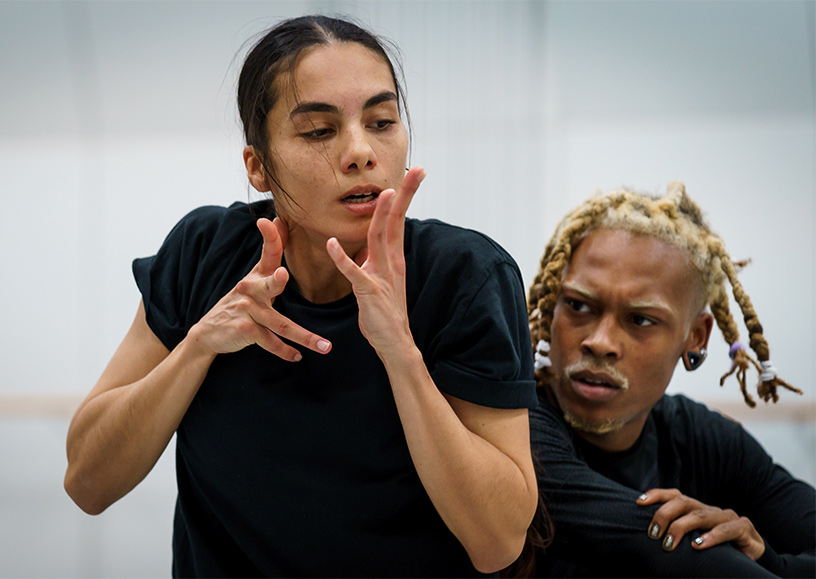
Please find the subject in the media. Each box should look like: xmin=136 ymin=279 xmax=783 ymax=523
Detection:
xmin=648 ymin=523 xmax=660 ymax=540
xmin=317 ymin=340 xmax=330 ymax=352
xmin=638 ymin=493 xmax=648 ymax=501
xmin=694 ymin=536 xmax=705 ymax=546
xmin=662 ymin=534 xmax=674 ymax=551
xmin=293 ymin=352 xmax=302 ymax=362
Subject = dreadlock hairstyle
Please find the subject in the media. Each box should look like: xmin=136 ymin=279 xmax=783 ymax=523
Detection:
xmin=527 ymin=181 xmax=801 ymax=408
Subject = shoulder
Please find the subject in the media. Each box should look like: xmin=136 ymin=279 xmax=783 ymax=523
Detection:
xmin=405 ymin=218 xmax=515 ymax=263
xmin=154 ymin=201 xmax=271 ymax=262
xmin=404 ymin=218 xmax=524 ymax=293
xmin=652 ymin=393 xmax=744 ymax=436
xmin=168 ymin=201 xmax=269 ymax=240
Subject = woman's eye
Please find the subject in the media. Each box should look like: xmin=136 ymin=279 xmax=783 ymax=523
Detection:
xmin=301 ymin=127 xmax=333 ymax=140
xmin=369 ymin=119 xmax=395 ymax=131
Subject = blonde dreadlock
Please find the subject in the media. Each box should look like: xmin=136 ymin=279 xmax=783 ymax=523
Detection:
xmin=527 ymin=181 xmax=800 ymax=407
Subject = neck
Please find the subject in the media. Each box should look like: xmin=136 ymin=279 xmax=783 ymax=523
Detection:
xmin=544 ymin=384 xmax=648 ymax=453
xmin=283 ymin=232 xmax=357 ymax=304
xmin=573 ymin=426 xmax=644 ymax=453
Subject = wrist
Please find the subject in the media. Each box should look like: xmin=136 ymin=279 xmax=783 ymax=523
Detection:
xmin=182 ymin=324 xmax=220 ymax=364
xmin=377 ymin=337 xmax=424 ymax=374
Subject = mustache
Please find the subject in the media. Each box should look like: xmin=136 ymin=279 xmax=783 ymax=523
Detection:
xmin=563 ymin=358 xmax=629 ymax=391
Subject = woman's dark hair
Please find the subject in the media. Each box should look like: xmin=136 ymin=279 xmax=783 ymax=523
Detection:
xmin=237 ymin=14 xmax=411 ymax=201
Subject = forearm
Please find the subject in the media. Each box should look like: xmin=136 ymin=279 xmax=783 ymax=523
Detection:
xmin=381 ymin=345 xmax=537 ymax=573
xmin=65 ymin=334 xmax=215 ymax=514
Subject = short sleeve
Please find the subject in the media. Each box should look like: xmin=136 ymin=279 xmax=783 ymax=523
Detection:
xmin=132 ymin=206 xmax=226 ymax=350
xmin=430 ymin=260 xmax=537 ymax=408
xmin=404 ymin=219 xmax=537 ymax=410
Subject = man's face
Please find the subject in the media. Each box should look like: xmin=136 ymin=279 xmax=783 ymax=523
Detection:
xmin=547 ymin=228 xmax=710 ymax=452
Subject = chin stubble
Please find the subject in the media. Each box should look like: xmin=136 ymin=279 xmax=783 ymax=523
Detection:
xmin=560 ymin=358 xmax=630 ymax=435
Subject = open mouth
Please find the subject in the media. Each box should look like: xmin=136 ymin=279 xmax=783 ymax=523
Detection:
xmin=576 ymin=375 xmax=618 ymax=389
xmin=343 ymin=191 xmax=379 ymax=204
xmin=568 ymin=368 xmax=626 ymax=391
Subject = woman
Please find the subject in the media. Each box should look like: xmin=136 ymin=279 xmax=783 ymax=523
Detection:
xmin=65 ymin=15 xmax=538 ymax=576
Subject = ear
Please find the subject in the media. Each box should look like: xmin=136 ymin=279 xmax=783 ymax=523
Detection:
xmin=681 ymin=312 xmax=714 ymax=371
xmin=243 ymin=146 xmax=270 ymax=192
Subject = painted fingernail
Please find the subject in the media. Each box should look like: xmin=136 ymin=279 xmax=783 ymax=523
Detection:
xmin=317 ymin=340 xmax=330 ymax=352
xmin=638 ymin=493 xmax=648 ymax=501
xmin=662 ymin=534 xmax=674 ymax=551
xmin=694 ymin=536 xmax=705 ymax=546
xmin=648 ymin=523 xmax=660 ymax=539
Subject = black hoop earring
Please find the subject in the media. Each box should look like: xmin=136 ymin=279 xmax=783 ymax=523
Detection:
xmin=685 ymin=348 xmax=707 ymax=371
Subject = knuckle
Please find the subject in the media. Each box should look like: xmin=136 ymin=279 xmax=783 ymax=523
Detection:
xmin=690 ymin=508 xmax=708 ymax=521
xmin=235 ymin=279 xmax=253 ymax=295
xmin=276 ymin=319 xmax=292 ymax=335
xmin=737 ymin=516 xmax=753 ymax=529
xmin=234 ymin=318 xmax=255 ymax=335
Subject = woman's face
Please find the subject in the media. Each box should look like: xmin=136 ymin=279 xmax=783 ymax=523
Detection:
xmin=257 ymin=42 xmax=409 ymax=253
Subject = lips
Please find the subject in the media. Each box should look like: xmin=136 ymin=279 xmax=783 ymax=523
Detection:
xmin=570 ymin=370 xmax=622 ymax=389
xmin=341 ymin=185 xmax=382 ymax=204
xmin=567 ymin=369 xmax=625 ymax=402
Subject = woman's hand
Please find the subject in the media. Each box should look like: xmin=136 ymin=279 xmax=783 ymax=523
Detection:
xmin=325 ymin=166 xmax=426 ymax=355
xmin=638 ymin=488 xmax=765 ymax=560
xmin=190 ymin=217 xmax=332 ymax=361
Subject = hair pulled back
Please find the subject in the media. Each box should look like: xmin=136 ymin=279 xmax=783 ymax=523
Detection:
xmin=237 ymin=15 xmax=409 ymax=198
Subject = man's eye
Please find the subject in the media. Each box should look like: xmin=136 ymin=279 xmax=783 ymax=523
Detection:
xmin=632 ymin=315 xmax=655 ymax=327
xmin=565 ymin=298 xmax=590 ymax=313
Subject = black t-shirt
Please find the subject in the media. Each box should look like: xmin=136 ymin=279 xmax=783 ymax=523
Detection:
xmin=531 ymin=392 xmax=816 ymax=578
xmin=133 ymin=201 xmax=537 ymax=577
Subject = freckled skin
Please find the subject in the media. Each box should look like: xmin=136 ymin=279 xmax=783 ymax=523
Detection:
xmin=263 ymin=43 xmax=409 ymax=259
xmin=547 ymin=229 xmax=712 ymax=452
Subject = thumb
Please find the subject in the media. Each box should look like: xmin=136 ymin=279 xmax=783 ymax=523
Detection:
xmin=272 ymin=216 xmax=289 ymax=249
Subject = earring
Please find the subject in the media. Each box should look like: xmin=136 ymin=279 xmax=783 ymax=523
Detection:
xmin=685 ymin=348 xmax=707 ymax=371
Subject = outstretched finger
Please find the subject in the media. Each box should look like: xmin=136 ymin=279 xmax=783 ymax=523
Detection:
xmin=326 ymin=237 xmax=365 ymax=285
xmin=387 ymin=166 xmax=426 ymax=246
xmin=249 ymin=307 xmax=333 ymax=357
xmin=364 ymin=189 xmax=396 ymax=266
xmin=255 ymin=218 xmax=284 ymax=276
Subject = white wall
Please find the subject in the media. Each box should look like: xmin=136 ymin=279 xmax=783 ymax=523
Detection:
xmin=0 ymin=1 xmax=813 ymax=576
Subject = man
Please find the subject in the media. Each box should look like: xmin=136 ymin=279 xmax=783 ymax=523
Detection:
xmin=527 ymin=182 xmax=815 ymax=577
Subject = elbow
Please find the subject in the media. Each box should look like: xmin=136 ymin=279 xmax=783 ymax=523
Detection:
xmin=468 ymin=530 xmax=528 ymax=574
xmin=469 ymin=485 xmax=539 ymax=573
xmin=64 ymin=464 xmax=113 ymax=516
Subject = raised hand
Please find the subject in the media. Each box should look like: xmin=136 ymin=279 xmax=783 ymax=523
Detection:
xmin=638 ymin=488 xmax=765 ymax=560
xmin=325 ymin=166 xmax=426 ymax=354
xmin=189 ymin=217 xmax=331 ymax=361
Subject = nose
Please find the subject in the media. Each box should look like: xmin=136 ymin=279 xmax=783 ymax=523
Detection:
xmin=580 ymin=315 xmax=622 ymax=359
xmin=340 ymin=125 xmax=377 ymax=173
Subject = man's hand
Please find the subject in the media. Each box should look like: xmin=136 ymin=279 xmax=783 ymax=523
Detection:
xmin=638 ymin=488 xmax=765 ymax=560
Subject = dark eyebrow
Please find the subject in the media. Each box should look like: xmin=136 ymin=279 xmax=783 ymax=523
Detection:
xmin=364 ymin=91 xmax=398 ymax=109
xmin=289 ymin=102 xmax=339 ymax=118
xmin=289 ymin=91 xmax=398 ymax=119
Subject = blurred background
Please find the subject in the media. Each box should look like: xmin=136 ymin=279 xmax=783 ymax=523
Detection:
xmin=1 ymin=0 xmax=813 ymax=576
